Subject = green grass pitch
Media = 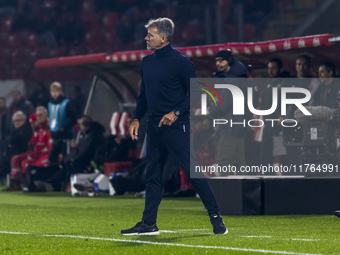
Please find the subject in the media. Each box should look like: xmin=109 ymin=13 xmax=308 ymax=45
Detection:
xmin=0 ymin=190 xmax=339 ymax=255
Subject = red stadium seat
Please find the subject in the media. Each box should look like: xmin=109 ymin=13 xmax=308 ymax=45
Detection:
xmin=244 ymin=23 xmax=257 ymax=41
xmin=82 ymin=14 xmax=100 ymax=30
xmin=1 ymin=16 xmax=13 ymax=33
xmin=118 ymin=112 xmax=130 ymax=136
xmin=82 ymin=0 xmax=96 ymax=14
xmin=102 ymin=12 xmax=120 ymax=29
xmin=11 ymin=69 xmax=28 ymax=79
xmin=68 ymin=46 xmax=86 ymax=56
xmin=181 ymin=21 xmax=199 ymax=45
xmin=110 ymin=112 xmax=122 ymax=135
xmin=48 ymin=47 xmax=66 ymax=58
xmin=6 ymin=33 xmax=23 ymax=49
xmin=85 ymin=30 xmax=103 ymax=47
xmin=26 ymin=33 xmax=41 ymax=49
xmin=224 ymin=24 xmax=236 ymax=42
xmin=104 ymin=161 xmax=132 ymax=176
xmin=29 ymin=48 xmax=45 ymax=61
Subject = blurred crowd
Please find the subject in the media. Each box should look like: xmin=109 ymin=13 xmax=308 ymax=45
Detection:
xmin=0 ymin=0 xmax=285 ymax=80
xmin=0 ymin=82 xmax=137 ymax=192
xmin=193 ymin=51 xmax=340 ymax=176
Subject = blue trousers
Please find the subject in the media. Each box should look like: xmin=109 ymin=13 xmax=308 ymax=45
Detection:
xmin=142 ymin=120 xmax=219 ymax=224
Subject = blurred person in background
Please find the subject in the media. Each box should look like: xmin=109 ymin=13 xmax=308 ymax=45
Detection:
xmin=314 ymin=62 xmax=340 ymax=109
xmin=0 ymin=111 xmax=32 ymax=186
xmin=48 ymin=82 xmax=77 ymax=164
xmin=63 ymin=115 xmax=105 ymax=179
xmin=7 ymin=90 xmax=34 ymax=132
xmin=257 ymin=58 xmax=287 ymax=166
xmin=7 ymin=107 xmax=51 ymax=191
xmin=294 ymin=54 xmax=319 ymax=105
xmin=70 ymin=86 xmax=86 ymax=118
xmin=210 ymin=49 xmax=248 ymax=172
xmin=30 ymin=83 xmax=49 ymax=108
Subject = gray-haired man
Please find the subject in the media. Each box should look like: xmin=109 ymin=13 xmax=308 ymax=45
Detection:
xmin=121 ymin=17 xmax=227 ymax=235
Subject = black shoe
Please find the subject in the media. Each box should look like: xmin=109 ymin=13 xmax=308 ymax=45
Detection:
xmin=121 ymin=221 xmax=160 ymax=236
xmin=335 ymin=210 xmax=340 ymax=217
xmin=210 ymin=213 xmax=228 ymax=234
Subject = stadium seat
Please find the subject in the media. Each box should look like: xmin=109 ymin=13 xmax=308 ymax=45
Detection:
xmin=224 ymin=24 xmax=236 ymax=42
xmin=82 ymin=14 xmax=100 ymax=30
xmin=82 ymin=0 xmax=96 ymax=14
xmin=1 ymin=16 xmax=13 ymax=33
xmin=110 ymin=112 xmax=122 ymax=135
xmin=48 ymin=47 xmax=66 ymax=58
xmin=85 ymin=30 xmax=103 ymax=47
xmin=11 ymin=69 xmax=28 ymax=79
xmin=244 ymin=23 xmax=257 ymax=42
xmin=118 ymin=112 xmax=130 ymax=135
xmin=104 ymin=161 xmax=132 ymax=176
xmin=102 ymin=12 xmax=120 ymax=30
xmin=181 ymin=21 xmax=199 ymax=45
xmin=26 ymin=33 xmax=41 ymax=49
xmin=6 ymin=33 xmax=23 ymax=49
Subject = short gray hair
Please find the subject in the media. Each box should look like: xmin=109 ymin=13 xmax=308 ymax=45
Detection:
xmin=36 ymin=106 xmax=48 ymax=114
xmin=12 ymin=111 xmax=26 ymax=120
xmin=145 ymin=17 xmax=175 ymax=42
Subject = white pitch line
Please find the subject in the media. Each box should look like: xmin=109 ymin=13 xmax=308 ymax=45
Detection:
xmin=160 ymin=228 xmax=210 ymax=233
xmin=243 ymin=235 xmax=320 ymax=242
xmin=0 ymin=231 xmax=321 ymax=255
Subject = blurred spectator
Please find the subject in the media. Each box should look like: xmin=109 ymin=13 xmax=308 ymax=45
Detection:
xmin=63 ymin=115 xmax=105 ymax=178
xmin=210 ymin=50 xmax=248 ymax=172
xmin=0 ymin=111 xmax=32 ymax=183
xmin=48 ymin=81 xmax=77 ymax=164
xmin=117 ymin=12 xmax=135 ymax=45
xmin=295 ymin=54 xmax=320 ymax=104
xmin=314 ymin=62 xmax=340 ymax=109
xmin=30 ymin=83 xmax=50 ymax=108
xmin=93 ymin=133 xmax=136 ymax=171
xmin=70 ymin=86 xmax=86 ymax=118
xmin=8 ymin=106 xmax=51 ymax=190
xmin=7 ymin=90 xmax=35 ymax=132
xmin=258 ymin=58 xmax=286 ymax=166
xmin=11 ymin=0 xmax=40 ymax=33
xmin=55 ymin=10 xmax=84 ymax=47
xmin=23 ymin=115 xmax=105 ymax=192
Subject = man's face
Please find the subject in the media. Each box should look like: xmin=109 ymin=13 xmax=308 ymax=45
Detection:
xmin=12 ymin=115 xmax=25 ymax=129
xmin=215 ymin=58 xmax=229 ymax=72
xmin=35 ymin=109 xmax=47 ymax=125
xmin=267 ymin=62 xmax=280 ymax=78
xmin=296 ymin=58 xmax=310 ymax=78
xmin=318 ymin=65 xmax=333 ymax=84
xmin=50 ymin=89 xmax=61 ymax=100
xmin=11 ymin=91 xmax=22 ymax=103
xmin=145 ymin=27 xmax=166 ymax=51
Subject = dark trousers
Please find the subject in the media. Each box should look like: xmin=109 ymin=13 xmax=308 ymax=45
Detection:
xmin=49 ymin=139 xmax=66 ymax=164
xmin=142 ymin=121 xmax=219 ymax=224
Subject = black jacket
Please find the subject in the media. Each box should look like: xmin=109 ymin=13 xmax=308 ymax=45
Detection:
xmin=210 ymin=60 xmax=248 ymax=137
xmin=4 ymin=121 xmax=32 ymax=157
xmin=67 ymin=122 xmax=105 ymax=168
